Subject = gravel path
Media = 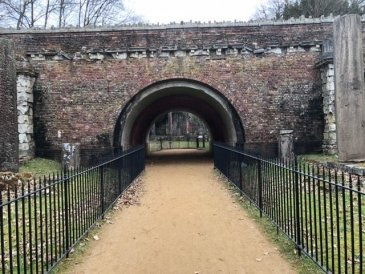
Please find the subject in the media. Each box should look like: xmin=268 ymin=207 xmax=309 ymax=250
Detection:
xmin=68 ymin=149 xmax=295 ymax=274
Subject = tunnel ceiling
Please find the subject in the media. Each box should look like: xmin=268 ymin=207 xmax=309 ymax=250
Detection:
xmin=131 ymin=94 xmax=227 ymax=145
xmin=114 ymin=80 xmax=245 ymax=149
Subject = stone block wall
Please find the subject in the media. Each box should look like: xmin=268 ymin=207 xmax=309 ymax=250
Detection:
xmin=17 ymin=74 xmax=36 ymax=162
xmin=321 ymin=63 xmax=337 ymax=154
xmin=0 ymin=39 xmax=18 ymax=171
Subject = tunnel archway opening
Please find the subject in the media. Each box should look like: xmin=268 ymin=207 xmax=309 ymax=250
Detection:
xmin=113 ymin=79 xmax=245 ymax=156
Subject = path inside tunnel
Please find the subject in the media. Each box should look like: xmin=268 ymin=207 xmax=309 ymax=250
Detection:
xmin=67 ymin=149 xmax=294 ymax=274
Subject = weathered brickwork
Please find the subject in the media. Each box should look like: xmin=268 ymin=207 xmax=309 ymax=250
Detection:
xmin=0 ymin=21 xmax=335 ymax=157
xmin=0 ymin=39 xmax=18 ymax=171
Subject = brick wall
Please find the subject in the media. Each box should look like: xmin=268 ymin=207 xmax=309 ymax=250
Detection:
xmin=0 ymin=39 xmax=18 ymax=171
xmin=0 ymin=21 xmax=334 ymax=157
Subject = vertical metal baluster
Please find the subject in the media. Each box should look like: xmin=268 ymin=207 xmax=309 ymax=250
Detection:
xmin=87 ymin=169 xmax=92 ymax=229
xmin=44 ymin=175 xmax=49 ymax=271
xmin=328 ymin=169 xmax=335 ymax=272
xmin=349 ymin=175 xmax=355 ymax=274
xmin=100 ymin=166 xmax=105 ymax=216
xmin=335 ymin=171 xmax=341 ymax=273
xmin=7 ymin=187 xmax=13 ymax=273
xmin=303 ymin=163 xmax=309 ymax=254
xmin=279 ymin=159 xmax=285 ymax=232
xmin=58 ymin=171 xmax=63 ymax=256
xmin=258 ymin=160 xmax=263 ymax=218
xmin=58 ymin=171 xmax=64 ymax=256
xmin=342 ymin=172 xmax=348 ymax=274
xmin=298 ymin=160 xmax=305 ymax=254
xmin=21 ymin=183 xmax=27 ymax=274
xmin=53 ymin=173 xmax=58 ymax=263
xmin=308 ymin=164 xmax=313 ymax=257
xmin=49 ymin=174 xmax=54 ymax=265
xmin=92 ymin=168 xmax=96 ymax=225
xmin=75 ymin=167 xmax=80 ymax=240
xmin=33 ymin=178 xmax=38 ymax=274
xmin=0 ymin=191 xmax=5 ymax=274
xmin=294 ymin=158 xmax=301 ymax=255
xmin=39 ymin=177 xmax=44 ymax=274
xmin=14 ymin=184 xmax=20 ymax=274
xmin=318 ymin=166 xmax=323 ymax=266
xmin=288 ymin=160 xmax=293 ymax=238
xmin=80 ymin=168 xmax=84 ymax=234
xmin=64 ymin=169 xmax=70 ymax=257
xmin=285 ymin=159 xmax=290 ymax=235
xmin=357 ymin=175 xmax=362 ymax=274
xmin=323 ymin=167 xmax=329 ymax=270
xmin=81 ymin=167 xmax=85 ymax=234
xmin=27 ymin=181 xmax=33 ymax=274
xmin=312 ymin=165 xmax=318 ymax=262
xmin=274 ymin=159 xmax=280 ymax=234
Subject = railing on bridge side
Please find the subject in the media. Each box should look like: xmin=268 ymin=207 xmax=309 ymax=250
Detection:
xmin=148 ymin=136 xmax=209 ymax=152
xmin=213 ymin=142 xmax=364 ymax=274
xmin=0 ymin=145 xmax=145 ymax=273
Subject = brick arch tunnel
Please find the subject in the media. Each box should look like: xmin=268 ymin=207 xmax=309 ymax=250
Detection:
xmin=113 ymin=79 xmax=245 ymax=151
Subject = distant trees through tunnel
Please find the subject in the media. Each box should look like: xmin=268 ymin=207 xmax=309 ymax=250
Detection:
xmin=147 ymin=111 xmax=211 ymax=153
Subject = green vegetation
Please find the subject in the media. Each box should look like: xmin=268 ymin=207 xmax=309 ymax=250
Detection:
xmin=297 ymin=153 xmax=339 ymax=164
xmin=20 ymin=158 xmax=62 ymax=178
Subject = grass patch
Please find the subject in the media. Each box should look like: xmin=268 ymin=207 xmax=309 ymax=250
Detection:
xmin=51 ymin=219 xmax=106 ymax=273
xmin=20 ymin=158 xmax=61 ymax=178
xmin=298 ymin=153 xmax=339 ymax=164
xmin=218 ymin=175 xmax=323 ymax=274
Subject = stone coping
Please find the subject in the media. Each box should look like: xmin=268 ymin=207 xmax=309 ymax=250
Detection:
xmin=0 ymin=16 xmax=342 ymax=34
xmin=322 ymin=162 xmax=365 ymax=176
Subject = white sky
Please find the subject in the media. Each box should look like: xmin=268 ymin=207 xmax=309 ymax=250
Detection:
xmin=125 ymin=0 xmax=267 ymax=24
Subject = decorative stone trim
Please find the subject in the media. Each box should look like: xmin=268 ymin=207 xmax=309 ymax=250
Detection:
xmin=0 ymin=15 xmax=347 ymax=34
xmin=25 ymin=42 xmax=323 ymax=62
xmin=320 ymin=62 xmax=337 ymax=155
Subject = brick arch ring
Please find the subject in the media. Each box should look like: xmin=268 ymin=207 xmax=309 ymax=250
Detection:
xmin=113 ymin=79 xmax=245 ymax=150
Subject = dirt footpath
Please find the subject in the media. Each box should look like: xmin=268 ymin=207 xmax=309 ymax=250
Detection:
xmin=68 ymin=150 xmax=295 ymax=274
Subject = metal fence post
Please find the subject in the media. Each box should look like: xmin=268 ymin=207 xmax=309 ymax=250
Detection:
xmin=258 ymin=160 xmax=263 ymax=218
xmin=294 ymin=158 xmax=301 ymax=256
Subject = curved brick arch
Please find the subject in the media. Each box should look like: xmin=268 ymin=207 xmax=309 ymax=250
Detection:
xmin=113 ymin=78 xmax=245 ymax=149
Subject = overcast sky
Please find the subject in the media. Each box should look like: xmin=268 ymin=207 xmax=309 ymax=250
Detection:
xmin=125 ymin=0 xmax=267 ymax=24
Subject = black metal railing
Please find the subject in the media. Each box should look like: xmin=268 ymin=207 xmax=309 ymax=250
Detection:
xmin=214 ymin=142 xmax=364 ymax=274
xmin=148 ymin=136 xmax=209 ymax=152
xmin=0 ymin=145 xmax=145 ymax=273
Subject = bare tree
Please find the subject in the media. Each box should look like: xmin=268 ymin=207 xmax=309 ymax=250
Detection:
xmin=252 ymin=0 xmax=288 ymax=20
xmin=0 ymin=0 xmax=142 ymax=29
